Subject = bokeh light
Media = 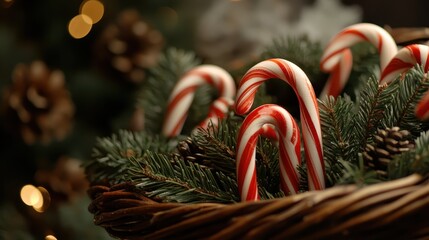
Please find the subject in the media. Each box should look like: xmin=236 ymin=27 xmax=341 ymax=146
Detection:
xmin=45 ymin=235 xmax=57 ymax=240
xmin=80 ymin=0 xmax=104 ymax=24
xmin=20 ymin=184 xmax=51 ymax=212
xmin=20 ymin=184 xmax=42 ymax=206
xmin=68 ymin=14 xmax=93 ymax=39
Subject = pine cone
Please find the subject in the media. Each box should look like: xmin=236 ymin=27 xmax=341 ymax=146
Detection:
xmin=363 ymin=127 xmax=415 ymax=178
xmin=2 ymin=61 xmax=74 ymax=144
xmin=95 ymin=9 xmax=164 ymax=83
xmin=176 ymin=137 xmax=206 ymax=164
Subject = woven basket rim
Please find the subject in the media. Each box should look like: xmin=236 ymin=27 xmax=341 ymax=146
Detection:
xmin=88 ymin=173 xmax=429 ymax=240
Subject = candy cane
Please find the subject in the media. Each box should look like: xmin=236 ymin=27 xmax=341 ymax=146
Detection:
xmin=162 ymin=65 xmax=236 ymax=137
xmin=380 ymin=44 xmax=429 ymax=120
xmin=320 ymin=23 xmax=397 ymax=98
xmin=235 ymin=58 xmax=324 ymax=190
xmin=236 ymin=104 xmax=301 ymax=201
xmin=319 ymin=49 xmax=353 ymax=98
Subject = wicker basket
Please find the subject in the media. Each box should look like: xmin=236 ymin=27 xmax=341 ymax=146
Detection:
xmin=88 ymin=174 xmax=429 ymax=239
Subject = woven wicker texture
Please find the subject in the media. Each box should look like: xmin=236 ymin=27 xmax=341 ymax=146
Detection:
xmin=88 ymin=174 xmax=429 ymax=239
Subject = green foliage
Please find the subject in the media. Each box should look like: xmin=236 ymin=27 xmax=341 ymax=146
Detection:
xmin=85 ymin=130 xmax=174 ymax=184
xmin=129 ymin=152 xmax=239 ymax=203
xmin=318 ymin=66 xmax=429 ymax=186
xmin=319 ymin=95 xmax=356 ymax=185
xmin=353 ymin=76 xmax=398 ymax=151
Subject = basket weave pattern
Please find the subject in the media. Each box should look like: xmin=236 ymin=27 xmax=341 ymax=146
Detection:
xmin=88 ymin=174 xmax=429 ymax=239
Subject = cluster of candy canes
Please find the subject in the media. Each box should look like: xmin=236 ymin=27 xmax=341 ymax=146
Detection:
xmin=236 ymin=104 xmax=301 ymax=201
xmin=235 ymin=58 xmax=325 ymax=201
xmin=320 ymin=23 xmax=429 ymax=120
xmin=162 ymin=65 xmax=236 ymax=137
xmin=162 ymin=23 xmax=429 ymax=204
xmin=320 ymin=23 xmax=397 ymax=98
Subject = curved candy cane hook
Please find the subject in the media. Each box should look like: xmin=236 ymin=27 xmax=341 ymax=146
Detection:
xmin=320 ymin=23 xmax=397 ymax=98
xmin=380 ymin=44 xmax=429 ymax=120
xmin=235 ymin=58 xmax=325 ymax=190
xmin=162 ymin=65 xmax=236 ymax=137
xmin=236 ymin=104 xmax=301 ymax=201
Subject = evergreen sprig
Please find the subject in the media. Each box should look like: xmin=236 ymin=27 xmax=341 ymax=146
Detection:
xmin=86 ymin=130 xmax=174 ymax=184
xmin=129 ymin=152 xmax=239 ymax=203
xmin=353 ymin=75 xmax=398 ymax=151
xmin=319 ymin=95 xmax=356 ymax=185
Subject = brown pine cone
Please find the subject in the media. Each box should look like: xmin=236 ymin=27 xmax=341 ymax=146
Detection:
xmin=2 ymin=61 xmax=74 ymax=144
xmin=363 ymin=127 xmax=415 ymax=178
xmin=95 ymin=9 xmax=164 ymax=83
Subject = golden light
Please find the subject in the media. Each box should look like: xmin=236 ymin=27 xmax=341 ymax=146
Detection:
xmin=45 ymin=235 xmax=57 ymax=240
xmin=80 ymin=0 xmax=104 ymax=24
xmin=33 ymin=186 xmax=50 ymax=213
xmin=20 ymin=184 xmax=51 ymax=212
xmin=20 ymin=185 xmax=42 ymax=206
xmin=68 ymin=14 xmax=93 ymax=39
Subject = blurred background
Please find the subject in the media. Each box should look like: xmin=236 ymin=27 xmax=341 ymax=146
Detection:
xmin=0 ymin=0 xmax=427 ymax=239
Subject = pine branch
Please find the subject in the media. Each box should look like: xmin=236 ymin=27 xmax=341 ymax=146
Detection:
xmin=187 ymin=114 xmax=241 ymax=176
xmin=137 ymin=48 xmax=201 ymax=134
xmin=353 ymin=76 xmax=398 ymax=152
xmin=85 ymin=130 xmax=174 ymax=184
xmin=129 ymin=151 xmax=239 ymax=203
xmin=319 ymin=95 xmax=356 ymax=185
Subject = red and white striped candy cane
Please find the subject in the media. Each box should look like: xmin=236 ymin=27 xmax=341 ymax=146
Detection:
xmin=320 ymin=23 xmax=397 ymax=98
xmin=235 ymin=58 xmax=325 ymax=191
xmin=162 ymin=65 xmax=236 ymax=137
xmin=319 ymin=49 xmax=353 ymax=98
xmin=236 ymin=104 xmax=301 ymax=201
xmin=380 ymin=44 xmax=429 ymax=120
